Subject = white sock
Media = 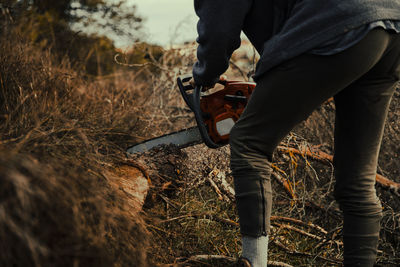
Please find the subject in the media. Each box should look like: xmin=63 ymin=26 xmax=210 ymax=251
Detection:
xmin=241 ymin=235 xmax=269 ymax=267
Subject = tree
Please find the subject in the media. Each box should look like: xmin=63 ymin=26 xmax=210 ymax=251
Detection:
xmin=0 ymin=0 xmax=144 ymax=75
xmin=1 ymin=0 xmax=143 ymax=44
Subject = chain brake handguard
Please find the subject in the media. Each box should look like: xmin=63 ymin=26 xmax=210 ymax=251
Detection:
xmin=177 ymin=75 xmax=256 ymax=148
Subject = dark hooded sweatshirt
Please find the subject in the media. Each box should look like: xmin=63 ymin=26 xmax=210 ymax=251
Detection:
xmin=192 ymin=0 xmax=400 ymax=86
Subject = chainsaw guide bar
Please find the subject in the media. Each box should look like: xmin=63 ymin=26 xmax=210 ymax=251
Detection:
xmin=126 ymin=126 xmax=202 ymax=154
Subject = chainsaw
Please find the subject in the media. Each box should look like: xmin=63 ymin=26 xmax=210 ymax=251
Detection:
xmin=126 ymin=75 xmax=256 ymax=155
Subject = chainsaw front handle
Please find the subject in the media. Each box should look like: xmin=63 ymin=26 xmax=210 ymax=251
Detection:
xmin=177 ymin=75 xmax=223 ymax=148
xmin=192 ymin=84 xmax=222 ymax=149
xmin=177 ymin=75 xmax=195 ymax=111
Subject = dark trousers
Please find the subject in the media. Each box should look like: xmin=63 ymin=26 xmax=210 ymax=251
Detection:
xmin=230 ymin=29 xmax=400 ymax=266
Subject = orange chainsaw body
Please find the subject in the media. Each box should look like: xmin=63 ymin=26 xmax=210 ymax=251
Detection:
xmin=200 ymin=81 xmax=256 ymax=145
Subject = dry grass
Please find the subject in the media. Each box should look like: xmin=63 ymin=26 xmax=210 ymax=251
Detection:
xmin=0 ymin=21 xmax=153 ymax=266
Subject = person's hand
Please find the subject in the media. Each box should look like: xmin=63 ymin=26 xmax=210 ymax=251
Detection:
xmin=189 ymin=75 xmax=227 ymax=92
xmin=189 ymin=79 xmax=212 ymax=91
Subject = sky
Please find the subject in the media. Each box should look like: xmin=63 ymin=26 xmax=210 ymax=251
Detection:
xmin=128 ymin=0 xmax=198 ymax=47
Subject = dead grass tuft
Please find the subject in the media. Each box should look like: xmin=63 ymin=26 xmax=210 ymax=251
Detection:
xmin=0 ymin=21 xmax=151 ymax=266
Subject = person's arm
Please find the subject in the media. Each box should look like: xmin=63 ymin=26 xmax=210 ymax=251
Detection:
xmin=193 ymin=0 xmax=253 ymax=87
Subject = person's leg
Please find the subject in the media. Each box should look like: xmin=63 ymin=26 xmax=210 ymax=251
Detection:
xmin=229 ymin=29 xmax=396 ymax=266
xmin=333 ymin=33 xmax=400 ymax=266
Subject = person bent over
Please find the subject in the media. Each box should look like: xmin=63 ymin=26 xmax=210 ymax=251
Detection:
xmin=192 ymin=0 xmax=400 ymax=266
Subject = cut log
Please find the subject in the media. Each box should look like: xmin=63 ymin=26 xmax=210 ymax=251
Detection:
xmin=103 ymin=165 xmax=149 ymax=214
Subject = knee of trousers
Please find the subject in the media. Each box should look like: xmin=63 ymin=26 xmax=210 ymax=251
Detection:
xmin=229 ymin=124 xmax=273 ymax=167
xmin=333 ymin=186 xmax=383 ymax=218
xmin=229 ymin=124 xmax=273 ymax=181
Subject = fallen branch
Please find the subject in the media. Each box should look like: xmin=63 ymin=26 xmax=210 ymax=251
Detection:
xmin=176 ymin=254 xmax=234 ymax=264
xmin=175 ymin=254 xmax=294 ymax=267
xmin=375 ymin=174 xmax=400 ymax=196
xmin=208 ymin=167 xmax=297 ymax=202
xmin=267 ymin=260 xmax=294 ymax=267
xmin=207 ymin=171 xmax=226 ymax=201
xmin=158 ymin=213 xmax=239 ymax=228
xmin=274 ymin=200 xmax=342 ymax=220
xmin=271 ymin=222 xmax=342 ymax=251
xmin=160 ymin=212 xmax=336 ymax=246
xmin=218 ymin=171 xmax=236 ymax=201
xmin=277 ymin=146 xmax=333 ymax=162
xmin=314 ymin=229 xmax=343 ymax=251
xmin=277 ymin=146 xmax=400 ymax=196
xmin=271 ymin=223 xmax=323 ymax=241
xmin=270 ymin=216 xmax=328 ymax=235
xmin=271 ymin=171 xmax=297 ymax=200
xmin=207 ymin=169 xmax=236 ymax=202
xmin=201 ymin=213 xmax=238 ymax=227
xmin=271 ymin=239 xmax=342 ymax=265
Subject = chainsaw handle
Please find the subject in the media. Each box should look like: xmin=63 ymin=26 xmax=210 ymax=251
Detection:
xmin=178 ymin=74 xmax=230 ymax=149
xmin=192 ymin=85 xmax=222 ymax=149
xmin=177 ymin=75 xmax=195 ymax=111
xmin=177 ymin=75 xmax=226 ymax=110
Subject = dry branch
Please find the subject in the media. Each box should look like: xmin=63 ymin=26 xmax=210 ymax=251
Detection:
xmin=159 ymin=211 xmax=340 ymax=250
xmin=158 ymin=213 xmax=239 ymax=228
xmin=175 ymin=254 xmax=294 ymax=267
xmin=271 ymin=239 xmax=342 ymax=265
xmin=270 ymin=216 xmax=328 ymax=235
xmin=272 ymin=223 xmax=327 ymax=244
xmin=207 ymin=172 xmax=226 ymax=201
xmin=268 ymin=261 xmax=294 ymax=267
xmin=277 ymin=145 xmax=333 ymax=162
xmin=274 ymin=200 xmax=342 ymax=220
xmin=277 ymin=146 xmax=400 ymax=195
xmin=271 ymin=171 xmax=297 ymax=199
xmin=271 ymin=222 xmax=343 ymax=251
xmin=208 ymin=169 xmax=235 ymax=202
xmin=218 ymin=172 xmax=236 ymax=200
